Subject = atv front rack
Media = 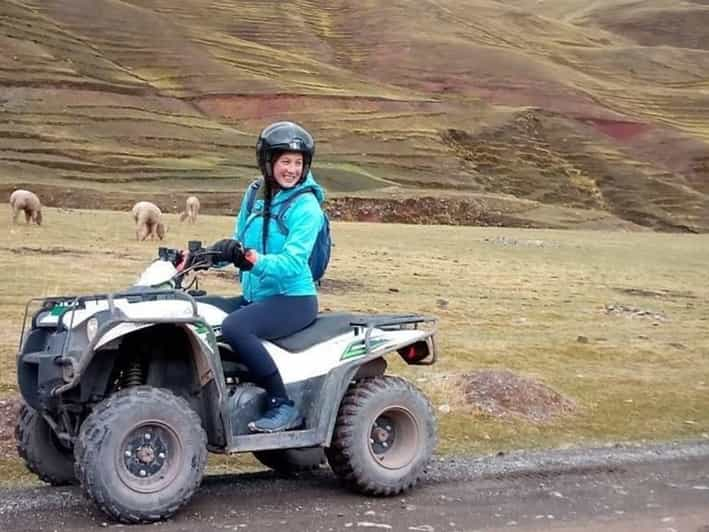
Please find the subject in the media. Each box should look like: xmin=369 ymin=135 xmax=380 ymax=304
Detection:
xmin=20 ymin=288 xmax=201 ymax=344
xmin=19 ymin=289 xmax=212 ymax=394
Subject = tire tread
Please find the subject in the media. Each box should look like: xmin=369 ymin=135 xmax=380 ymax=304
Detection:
xmin=74 ymin=386 xmax=207 ymax=524
xmin=326 ymin=376 xmax=437 ymax=496
xmin=15 ymin=403 xmax=76 ymax=486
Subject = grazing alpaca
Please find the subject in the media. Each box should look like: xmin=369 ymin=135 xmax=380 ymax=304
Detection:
xmin=10 ymin=189 xmax=43 ymax=225
xmin=132 ymin=201 xmax=166 ymax=241
xmin=179 ymin=195 xmax=200 ymax=223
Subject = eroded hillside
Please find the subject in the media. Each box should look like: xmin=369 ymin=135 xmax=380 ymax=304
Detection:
xmin=1 ymin=0 xmax=707 ymax=231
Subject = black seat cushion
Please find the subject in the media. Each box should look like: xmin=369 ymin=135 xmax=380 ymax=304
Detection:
xmin=271 ymin=312 xmax=362 ymax=352
xmin=196 ymin=298 xmax=362 ymax=352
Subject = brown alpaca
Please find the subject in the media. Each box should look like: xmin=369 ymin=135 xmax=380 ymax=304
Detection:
xmin=131 ymin=201 xmax=166 ymax=241
xmin=10 ymin=189 xmax=43 ymax=225
xmin=179 ymin=195 xmax=200 ymax=223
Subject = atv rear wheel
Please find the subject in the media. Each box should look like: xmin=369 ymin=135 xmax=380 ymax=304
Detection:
xmin=15 ymin=403 xmax=76 ymax=486
xmin=253 ymin=447 xmax=326 ymax=474
xmin=74 ymin=386 xmax=207 ymax=524
xmin=326 ymin=376 xmax=436 ymax=496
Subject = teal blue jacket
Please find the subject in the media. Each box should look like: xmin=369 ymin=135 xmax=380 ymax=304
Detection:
xmin=233 ymin=171 xmax=325 ymax=302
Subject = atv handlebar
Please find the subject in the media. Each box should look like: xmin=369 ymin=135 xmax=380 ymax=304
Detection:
xmin=158 ymin=241 xmax=212 ymax=268
xmin=157 ymin=241 xmax=225 ymax=289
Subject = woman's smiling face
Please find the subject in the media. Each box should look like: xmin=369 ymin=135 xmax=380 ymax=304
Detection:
xmin=272 ymin=151 xmax=304 ymax=188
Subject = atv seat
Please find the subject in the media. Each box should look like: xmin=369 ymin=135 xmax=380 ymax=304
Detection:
xmin=195 ymin=296 xmax=360 ymax=352
xmin=270 ymin=312 xmax=360 ymax=352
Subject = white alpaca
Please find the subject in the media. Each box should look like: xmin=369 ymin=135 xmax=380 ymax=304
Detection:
xmin=132 ymin=201 xmax=166 ymax=241
xmin=10 ymin=189 xmax=43 ymax=225
xmin=179 ymin=195 xmax=200 ymax=223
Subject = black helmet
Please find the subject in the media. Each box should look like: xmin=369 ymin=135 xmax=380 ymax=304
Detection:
xmin=256 ymin=121 xmax=315 ymax=184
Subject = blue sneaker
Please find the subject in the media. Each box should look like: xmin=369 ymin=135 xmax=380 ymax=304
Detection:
xmin=248 ymin=398 xmax=304 ymax=433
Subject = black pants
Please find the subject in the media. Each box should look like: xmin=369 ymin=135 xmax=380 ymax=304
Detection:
xmin=220 ymin=295 xmax=318 ymax=398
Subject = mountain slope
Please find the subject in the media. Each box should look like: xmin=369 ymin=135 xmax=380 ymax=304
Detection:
xmin=1 ymin=0 xmax=707 ymax=231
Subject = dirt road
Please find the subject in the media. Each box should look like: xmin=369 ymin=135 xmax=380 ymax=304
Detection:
xmin=1 ymin=442 xmax=708 ymax=531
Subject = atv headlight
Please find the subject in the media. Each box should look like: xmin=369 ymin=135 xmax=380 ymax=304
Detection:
xmin=86 ymin=317 xmax=99 ymax=342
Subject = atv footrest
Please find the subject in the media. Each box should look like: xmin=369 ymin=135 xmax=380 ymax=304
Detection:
xmin=227 ymin=428 xmax=321 ymax=453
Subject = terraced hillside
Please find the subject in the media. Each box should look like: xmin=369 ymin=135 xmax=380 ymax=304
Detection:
xmin=1 ymin=0 xmax=708 ymax=231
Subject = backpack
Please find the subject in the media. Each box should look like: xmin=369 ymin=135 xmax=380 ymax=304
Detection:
xmin=243 ymin=179 xmax=332 ymax=283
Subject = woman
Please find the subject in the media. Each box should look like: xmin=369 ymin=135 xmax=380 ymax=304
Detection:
xmin=210 ymin=121 xmax=325 ymax=433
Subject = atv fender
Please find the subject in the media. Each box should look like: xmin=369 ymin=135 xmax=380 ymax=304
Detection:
xmin=57 ymin=322 xmax=231 ymax=448
xmin=322 ymin=356 xmax=389 ymax=447
xmin=55 ymin=322 xmax=222 ymax=396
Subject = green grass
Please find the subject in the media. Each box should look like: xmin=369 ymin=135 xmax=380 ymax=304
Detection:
xmin=2 ymin=208 xmax=708 ymax=487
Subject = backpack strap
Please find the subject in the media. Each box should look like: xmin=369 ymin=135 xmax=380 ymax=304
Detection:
xmin=244 ymin=179 xmax=264 ymax=215
xmin=242 ymin=183 xmax=319 ymax=240
xmin=272 ymin=187 xmax=318 ymax=235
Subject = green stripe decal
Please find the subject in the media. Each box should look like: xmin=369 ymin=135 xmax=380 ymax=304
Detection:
xmin=341 ymin=338 xmax=388 ymax=360
xmin=194 ymin=323 xmax=210 ymax=334
xmin=50 ymin=303 xmax=74 ymax=316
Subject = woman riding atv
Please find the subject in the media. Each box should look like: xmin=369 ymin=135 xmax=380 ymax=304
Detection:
xmin=207 ymin=121 xmax=326 ymax=433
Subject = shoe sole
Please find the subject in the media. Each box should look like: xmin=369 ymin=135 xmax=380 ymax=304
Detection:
xmin=247 ymin=416 xmax=304 ymax=434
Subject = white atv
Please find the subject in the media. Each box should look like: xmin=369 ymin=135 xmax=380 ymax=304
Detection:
xmin=15 ymin=241 xmax=438 ymax=523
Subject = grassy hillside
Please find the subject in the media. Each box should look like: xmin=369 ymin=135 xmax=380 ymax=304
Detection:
xmin=1 ymin=0 xmax=707 ymax=231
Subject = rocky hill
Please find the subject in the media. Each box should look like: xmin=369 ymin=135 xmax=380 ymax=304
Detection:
xmin=1 ymin=0 xmax=707 ymax=231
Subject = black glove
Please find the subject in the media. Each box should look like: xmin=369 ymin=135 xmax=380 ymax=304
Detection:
xmin=210 ymin=239 xmax=244 ymax=266
xmin=236 ymin=249 xmax=255 ymax=271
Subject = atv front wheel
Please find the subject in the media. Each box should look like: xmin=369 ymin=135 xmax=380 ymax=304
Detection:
xmin=253 ymin=447 xmax=326 ymax=474
xmin=326 ymin=376 xmax=436 ymax=496
xmin=74 ymin=387 xmax=207 ymax=523
xmin=15 ymin=403 xmax=76 ymax=485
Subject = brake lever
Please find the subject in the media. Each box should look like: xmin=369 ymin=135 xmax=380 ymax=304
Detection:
xmin=174 ymin=249 xmax=220 ymax=281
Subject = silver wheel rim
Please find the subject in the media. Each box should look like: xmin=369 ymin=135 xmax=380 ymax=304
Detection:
xmin=367 ymin=406 xmax=420 ymax=470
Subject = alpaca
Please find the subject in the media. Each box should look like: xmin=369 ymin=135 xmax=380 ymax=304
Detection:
xmin=131 ymin=201 xmax=166 ymax=241
xmin=179 ymin=195 xmax=200 ymax=223
xmin=10 ymin=189 xmax=42 ymax=225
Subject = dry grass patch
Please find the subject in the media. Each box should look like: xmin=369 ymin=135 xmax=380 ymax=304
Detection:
xmin=1 ymin=208 xmax=708 ymax=484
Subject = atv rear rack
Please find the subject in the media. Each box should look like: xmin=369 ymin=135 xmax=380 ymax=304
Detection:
xmin=350 ymin=313 xmax=437 ymax=364
xmin=349 ymin=313 xmax=434 ymax=329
